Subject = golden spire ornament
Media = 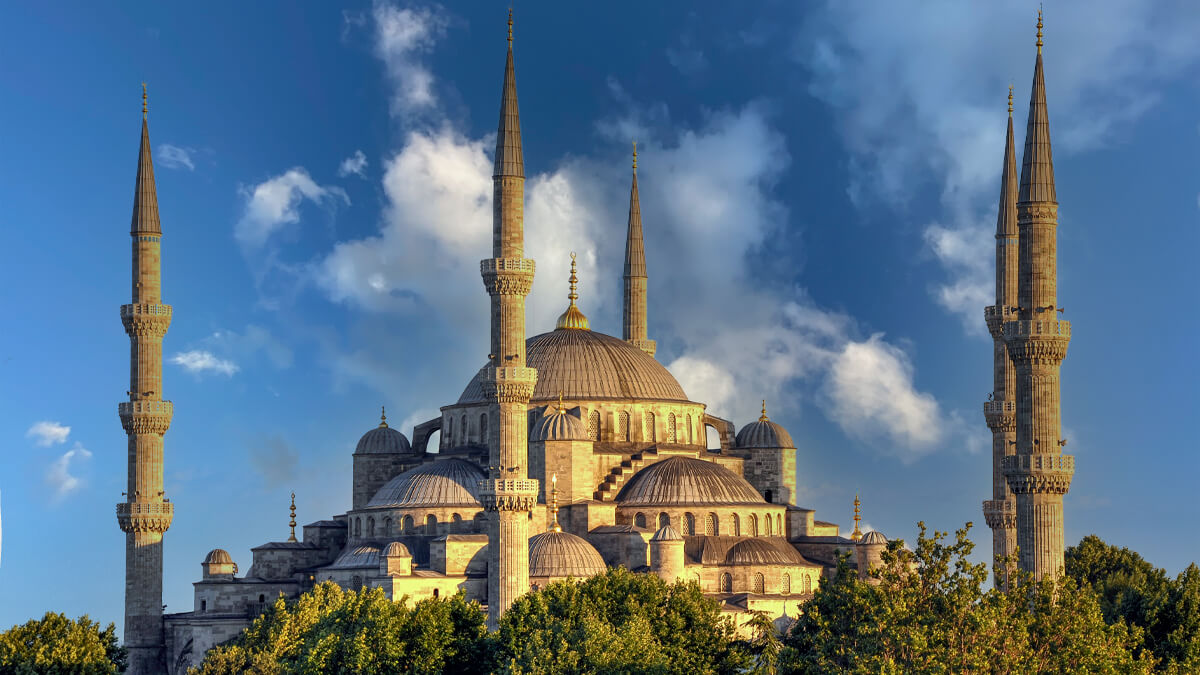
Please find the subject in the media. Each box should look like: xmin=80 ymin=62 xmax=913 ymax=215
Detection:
xmin=555 ymin=252 xmax=590 ymax=330
xmin=557 ymin=390 xmax=566 ymax=413
xmin=1036 ymin=6 xmax=1043 ymax=53
xmin=759 ymin=399 xmax=769 ymax=422
xmin=507 ymin=7 xmax=513 ymax=45
xmin=632 ymin=140 xmax=638 ymax=173
xmin=1008 ymin=84 xmax=1014 ymax=116
xmin=549 ymin=474 xmax=562 ymax=532
xmin=288 ymin=492 xmax=298 ymax=542
xmin=851 ymin=494 xmax=863 ymax=542
xmin=141 ymin=82 xmax=148 ymax=118
xmin=379 ymin=405 xmax=388 ymax=428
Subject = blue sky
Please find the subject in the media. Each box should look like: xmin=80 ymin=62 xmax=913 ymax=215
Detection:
xmin=1 ymin=1 xmax=1197 ymax=634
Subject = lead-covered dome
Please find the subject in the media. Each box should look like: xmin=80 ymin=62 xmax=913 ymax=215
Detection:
xmin=366 ymin=459 xmax=485 ymax=508
xmin=530 ymin=406 xmax=589 ymax=442
xmin=615 ymin=457 xmax=766 ymax=506
xmin=859 ymin=530 xmax=888 ymax=545
xmin=203 ymin=549 xmax=234 ymax=565
xmin=735 ymin=403 xmax=794 ymax=449
xmin=383 ymin=542 xmax=412 ymax=558
xmin=457 ymin=330 xmax=690 ymax=404
xmin=725 ymin=538 xmax=809 ymax=566
xmin=528 ymin=531 xmax=607 ymax=578
xmin=356 ymin=416 xmax=412 ymax=455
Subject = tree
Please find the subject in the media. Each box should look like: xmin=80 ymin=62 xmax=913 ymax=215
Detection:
xmin=0 ymin=612 xmax=127 ymax=674
xmin=494 ymin=567 xmax=749 ymax=674
xmin=781 ymin=523 xmax=1151 ymax=674
xmin=190 ymin=581 xmax=488 ymax=674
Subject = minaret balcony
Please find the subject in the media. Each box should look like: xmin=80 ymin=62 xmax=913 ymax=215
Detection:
xmin=1003 ymin=319 xmax=1070 ymax=364
xmin=1002 ymin=454 xmax=1074 ymax=495
xmin=120 ymin=303 xmax=173 ymax=337
xmin=982 ymin=400 xmax=1016 ymax=431
xmin=116 ymin=500 xmax=174 ymax=533
xmin=478 ymin=478 xmax=539 ymax=511
xmin=118 ymin=400 xmax=174 ymax=435
xmin=480 ymin=258 xmax=535 ymax=296
xmin=479 ymin=366 xmax=537 ymax=403
xmin=982 ymin=499 xmax=1016 ymax=529
xmin=984 ymin=305 xmax=1017 ymax=337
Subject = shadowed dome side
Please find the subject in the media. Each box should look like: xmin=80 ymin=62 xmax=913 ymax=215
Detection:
xmin=530 ymin=407 xmax=588 ymax=442
xmin=328 ymin=545 xmax=382 ymax=569
xmin=735 ymin=403 xmax=795 ymax=448
xmin=725 ymin=538 xmax=810 ymax=566
xmin=650 ymin=524 xmax=683 ymax=542
xmin=356 ymin=425 xmax=412 ymax=455
xmin=203 ymin=549 xmax=233 ymax=564
xmin=383 ymin=541 xmax=412 ymax=557
xmin=366 ymin=459 xmax=485 ymax=508
xmin=528 ymin=531 xmax=607 ymax=578
xmin=615 ymin=457 xmax=766 ymax=506
xmin=457 ymin=329 xmax=690 ymax=404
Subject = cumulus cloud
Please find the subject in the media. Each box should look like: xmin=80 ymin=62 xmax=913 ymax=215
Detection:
xmin=799 ymin=1 xmax=1200 ymax=328
xmin=250 ymin=435 xmax=299 ymax=487
xmin=338 ymin=149 xmax=368 ymax=177
xmin=235 ymin=168 xmax=349 ymax=248
xmin=26 ymin=421 xmax=70 ymax=447
xmin=157 ymin=144 xmax=196 ymax=171
xmin=47 ymin=442 xmax=91 ymax=499
xmin=371 ymin=3 xmax=447 ymax=118
xmin=171 ymin=350 xmax=239 ymax=376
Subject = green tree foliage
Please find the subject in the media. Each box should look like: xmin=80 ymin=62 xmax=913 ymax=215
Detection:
xmin=780 ymin=523 xmax=1150 ymax=674
xmin=1066 ymin=535 xmax=1200 ymax=673
xmin=0 ymin=612 xmax=127 ymax=674
xmin=494 ymin=567 xmax=748 ymax=674
xmin=191 ymin=581 xmax=487 ymax=675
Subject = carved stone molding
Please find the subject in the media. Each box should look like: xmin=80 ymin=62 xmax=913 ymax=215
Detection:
xmin=121 ymin=303 xmax=172 ymax=338
xmin=116 ymin=501 xmax=174 ymax=533
xmin=118 ymin=400 xmax=174 ymax=435
xmin=982 ymin=499 xmax=1017 ymax=529
xmin=1002 ymin=454 xmax=1075 ymax=495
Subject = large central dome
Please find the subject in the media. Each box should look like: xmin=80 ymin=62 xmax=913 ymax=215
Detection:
xmin=457 ymin=329 xmax=690 ymax=404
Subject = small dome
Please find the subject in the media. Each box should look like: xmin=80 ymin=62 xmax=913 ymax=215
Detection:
xmin=616 ymin=457 xmax=766 ymax=506
xmin=530 ymin=406 xmax=588 ymax=442
xmin=859 ymin=530 xmax=888 ymax=545
xmin=355 ymin=425 xmax=412 ymax=455
xmin=650 ymin=524 xmax=683 ymax=542
xmin=528 ymin=531 xmax=607 ymax=578
xmin=725 ymin=538 xmax=807 ymax=566
xmin=203 ymin=549 xmax=233 ymax=565
xmin=329 ymin=545 xmax=382 ymax=569
xmin=367 ymin=458 xmax=485 ymax=508
xmin=382 ymin=541 xmax=412 ymax=558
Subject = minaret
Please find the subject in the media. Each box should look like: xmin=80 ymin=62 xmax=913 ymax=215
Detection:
xmin=479 ymin=10 xmax=538 ymax=629
xmin=1002 ymin=10 xmax=1074 ymax=580
xmin=117 ymin=84 xmax=174 ymax=675
xmin=983 ymin=85 xmax=1019 ymax=582
xmin=622 ymin=141 xmax=656 ymax=357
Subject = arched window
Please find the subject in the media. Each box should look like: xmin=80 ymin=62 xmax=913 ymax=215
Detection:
xmin=452 ymin=513 xmax=463 ymax=532
xmin=634 ymin=512 xmax=647 ymax=528
xmin=782 ymin=573 xmax=792 ymax=595
xmin=765 ymin=489 xmax=773 ymax=503
xmin=352 ymin=576 xmax=362 ymax=589
xmin=682 ymin=513 xmax=695 ymax=535
xmin=704 ymin=513 xmax=717 ymax=536
xmin=687 ymin=415 xmax=693 ymax=444
xmin=354 ymin=518 xmax=361 ymax=537
xmin=201 ymin=599 xmax=207 ymax=611
xmin=619 ymin=411 xmax=631 ymax=441
xmin=258 ymin=594 xmax=266 ymax=603
xmin=480 ymin=414 xmax=488 ymax=441
xmin=403 ymin=515 xmax=414 ymax=532
xmin=645 ymin=412 xmax=656 ymax=442
xmin=720 ymin=573 xmax=732 ymax=592
xmin=447 ymin=417 xmax=454 ymax=445
xmin=461 ymin=415 xmax=467 ymax=442
xmin=765 ymin=514 xmax=773 ymax=536
xmin=749 ymin=514 xmax=759 ymax=537
xmin=667 ymin=413 xmax=677 ymax=443
xmin=753 ymin=573 xmax=765 ymax=594
xmin=658 ymin=512 xmax=670 ymax=529
xmin=777 ymin=514 xmax=783 ymax=535
xmin=432 ymin=588 xmax=439 ymax=598
xmin=426 ymin=514 xmax=437 ymax=533
xmin=383 ymin=517 xmax=392 ymax=535
xmin=366 ymin=517 xmax=375 ymax=538
xmin=804 ymin=575 xmax=812 ymax=594
xmin=588 ymin=410 xmax=601 ymax=440
xmin=732 ymin=513 xmax=741 ymax=536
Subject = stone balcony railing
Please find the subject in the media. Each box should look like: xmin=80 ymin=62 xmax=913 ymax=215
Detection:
xmin=983 ymin=400 xmax=1016 ymax=415
xmin=1002 ymin=454 xmax=1075 ymax=495
xmin=116 ymin=500 xmax=174 ymax=533
xmin=118 ymin=400 xmax=174 ymax=417
xmin=1002 ymin=318 xmax=1071 ymax=340
xmin=120 ymin=303 xmax=173 ymax=319
xmin=480 ymin=258 xmax=536 ymax=275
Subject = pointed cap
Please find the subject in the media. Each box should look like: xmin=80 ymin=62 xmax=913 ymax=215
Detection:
xmin=493 ymin=10 xmax=524 ymax=178
xmin=1019 ymin=10 xmax=1056 ymax=204
xmin=624 ymin=142 xmax=646 ymax=279
xmin=131 ymin=84 xmax=161 ymax=234
xmin=997 ymin=92 xmax=1019 ymax=237
xmin=556 ymin=253 xmax=590 ymax=330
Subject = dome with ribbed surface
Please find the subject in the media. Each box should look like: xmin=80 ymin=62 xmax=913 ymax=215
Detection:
xmin=366 ymin=459 xmax=484 ymax=508
xmin=735 ymin=419 xmax=794 ymax=449
xmin=650 ymin=524 xmax=683 ymax=542
xmin=328 ymin=545 xmax=381 ymax=569
xmin=528 ymin=531 xmax=607 ymax=578
xmin=616 ymin=457 xmax=766 ymax=506
xmin=203 ymin=549 xmax=233 ymax=564
xmin=355 ymin=425 xmax=412 ymax=455
xmin=382 ymin=542 xmax=412 ymax=558
xmin=457 ymin=330 xmax=690 ymax=404
xmin=725 ymin=538 xmax=808 ymax=566
xmin=859 ymin=530 xmax=888 ymax=545
xmin=530 ymin=407 xmax=588 ymax=442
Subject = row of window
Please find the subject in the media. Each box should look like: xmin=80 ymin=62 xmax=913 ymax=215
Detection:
xmin=441 ymin=408 xmax=709 ymax=448
xmin=443 ymin=414 xmax=490 ymax=448
xmin=635 ymin=511 xmax=785 ymax=537
xmin=351 ymin=512 xmax=478 ymax=538
xmin=719 ymin=571 xmax=812 ymax=595
xmin=134 ymin=235 xmax=160 ymax=242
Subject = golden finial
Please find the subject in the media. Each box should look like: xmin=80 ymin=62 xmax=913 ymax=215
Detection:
xmin=141 ymin=82 xmax=148 ymax=119
xmin=549 ymin=473 xmax=562 ymax=532
xmin=759 ymin=399 xmax=769 ymax=422
xmin=632 ymin=140 xmax=638 ymax=173
xmin=1008 ymin=84 xmax=1014 ymax=116
xmin=555 ymin=252 xmax=590 ymax=330
xmin=288 ymin=492 xmax=298 ymax=542
xmin=507 ymin=8 xmax=513 ymax=46
xmin=557 ymin=390 xmax=565 ymax=413
xmin=851 ymin=494 xmax=863 ymax=542
xmin=1036 ymin=6 xmax=1043 ymax=53
xmin=379 ymin=406 xmax=388 ymax=428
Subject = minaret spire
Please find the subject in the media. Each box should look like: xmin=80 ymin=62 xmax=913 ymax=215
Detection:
xmin=288 ymin=492 xmax=298 ymax=542
xmin=118 ymin=84 xmax=174 ymax=675
xmin=1002 ymin=10 xmax=1074 ymax=580
xmin=479 ymin=9 xmax=539 ymax=630
xmin=851 ymin=495 xmax=863 ymax=542
xmin=622 ymin=141 xmax=656 ymax=356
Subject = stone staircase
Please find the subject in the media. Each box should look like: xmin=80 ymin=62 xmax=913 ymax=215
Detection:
xmin=593 ymin=448 xmax=659 ymax=501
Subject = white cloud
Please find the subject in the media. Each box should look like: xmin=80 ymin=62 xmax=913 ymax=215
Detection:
xmin=371 ymin=3 xmax=447 ymax=118
xmin=47 ymin=442 xmax=91 ymax=499
xmin=666 ymin=43 xmax=707 ymax=76
xmin=235 ymin=168 xmax=349 ymax=248
xmin=799 ymin=1 xmax=1200 ymax=328
xmin=26 ymin=421 xmax=70 ymax=447
xmin=171 ymin=350 xmax=239 ymax=376
xmin=338 ymin=150 xmax=368 ymax=177
xmin=157 ymin=144 xmax=195 ymax=171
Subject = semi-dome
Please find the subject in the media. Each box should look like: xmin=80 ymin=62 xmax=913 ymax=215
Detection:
xmin=329 ymin=545 xmax=381 ymax=569
xmin=203 ymin=549 xmax=233 ymax=565
xmin=382 ymin=541 xmax=412 ymax=558
xmin=650 ymin=524 xmax=683 ymax=542
xmin=528 ymin=531 xmax=607 ymax=578
xmin=530 ymin=406 xmax=588 ymax=442
xmin=356 ymin=410 xmax=412 ymax=455
xmin=725 ymin=538 xmax=808 ymax=566
xmin=366 ymin=459 xmax=485 ymax=508
xmin=859 ymin=530 xmax=888 ymax=545
xmin=457 ymin=329 xmax=690 ymax=404
xmin=735 ymin=402 xmax=795 ymax=449
xmin=615 ymin=457 xmax=767 ymax=506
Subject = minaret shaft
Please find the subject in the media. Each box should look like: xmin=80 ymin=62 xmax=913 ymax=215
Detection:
xmin=118 ymin=106 xmax=174 ymax=675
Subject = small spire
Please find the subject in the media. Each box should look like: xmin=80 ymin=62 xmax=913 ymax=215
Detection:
xmin=555 ymin=252 xmax=590 ymax=330
xmin=851 ymin=494 xmax=863 ymax=542
xmin=1036 ymin=6 xmax=1043 ymax=53
xmin=379 ymin=406 xmax=388 ymax=428
xmin=759 ymin=400 xmax=769 ymax=422
xmin=557 ymin=390 xmax=565 ymax=413
xmin=507 ymin=7 xmax=513 ymax=47
xmin=549 ymin=473 xmax=562 ymax=532
xmin=131 ymin=84 xmax=162 ymax=235
xmin=632 ymin=140 xmax=638 ymax=173
xmin=142 ymin=82 xmax=148 ymax=119
xmin=1008 ymin=84 xmax=1014 ymax=116
xmin=288 ymin=492 xmax=298 ymax=542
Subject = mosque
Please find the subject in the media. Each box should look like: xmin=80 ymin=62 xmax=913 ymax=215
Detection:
xmin=113 ymin=11 xmax=1072 ymax=675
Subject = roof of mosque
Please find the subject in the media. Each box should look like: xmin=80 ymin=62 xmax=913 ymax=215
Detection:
xmin=734 ymin=403 xmax=795 ymax=449
xmin=327 ymin=545 xmax=382 ymax=570
xmin=724 ymin=538 xmax=811 ymax=566
xmin=366 ymin=459 xmax=485 ymax=508
xmin=650 ymin=524 xmax=683 ymax=542
xmin=355 ymin=425 xmax=412 ymax=455
xmin=530 ymin=406 xmax=589 ymax=442
xmin=615 ymin=457 xmax=767 ymax=507
xmin=382 ymin=541 xmax=412 ymax=558
xmin=203 ymin=549 xmax=233 ymax=565
xmin=456 ymin=329 xmax=691 ymax=405
xmin=860 ymin=530 xmax=888 ymax=545
xmin=528 ymin=530 xmax=607 ymax=578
